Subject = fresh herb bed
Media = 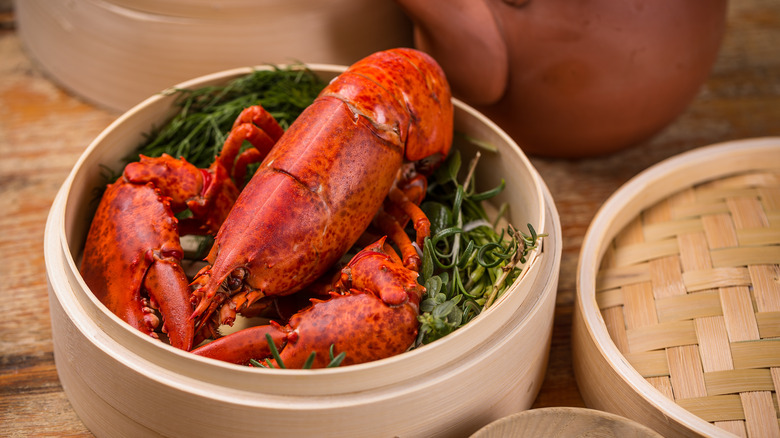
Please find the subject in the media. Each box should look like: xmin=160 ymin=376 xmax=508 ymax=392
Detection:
xmin=137 ymin=65 xmax=327 ymax=168
xmin=135 ymin=66 xmax=542 ymax=352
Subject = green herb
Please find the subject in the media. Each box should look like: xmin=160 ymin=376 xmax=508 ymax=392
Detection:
xmin=136 ymin=65 xmax=326 ymax=169
xmin=248 ymin=334 xmax=346 ymax=369
xmin=415 ymin=150 xmax=544 ymax=346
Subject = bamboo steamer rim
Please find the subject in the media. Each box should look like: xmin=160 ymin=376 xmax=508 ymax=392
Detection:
xmin=576 ymin=137 xmax=780 ymax=437
xmin=43 ymin=182 xmax=560 ymax=436
xmin=470 ymin=407 xmax=663 ymax=437
xmin=50 ymin=63 xmax=550 ymax=393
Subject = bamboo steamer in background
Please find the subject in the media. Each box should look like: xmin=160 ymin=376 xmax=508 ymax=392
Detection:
xmin=14 ymin=0 xmax=413 ymax=112
xmin=573 ymin=138 xmax=780 ymax=437
xmin=43 ymin=65 xmax=562 ymax=437
xmin=471 ymin=407 xmax=662 ymax=438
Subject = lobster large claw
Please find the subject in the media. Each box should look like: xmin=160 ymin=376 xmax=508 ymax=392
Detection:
xmin=80 ymin=105 xmax=284 ymax=350
xmin=80 ymin=177 xmax=198 ymax=350
xmin=191 ymin=237 xmax=425 ymax=368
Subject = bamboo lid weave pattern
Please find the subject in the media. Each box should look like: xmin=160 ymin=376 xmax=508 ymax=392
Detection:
xmin=595 ymin=167 xmax=780 ymax=437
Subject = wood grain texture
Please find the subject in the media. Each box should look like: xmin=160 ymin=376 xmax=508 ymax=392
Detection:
xmin=1 ymin=0 xmax=780 ymax=436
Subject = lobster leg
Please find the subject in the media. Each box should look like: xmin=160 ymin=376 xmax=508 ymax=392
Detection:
xmin=217 ymin=105 xmax=285 ymax=188
xmin=192 ymin=237 xmax=424 ymax=368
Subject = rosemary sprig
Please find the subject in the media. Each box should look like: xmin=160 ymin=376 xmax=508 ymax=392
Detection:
xmin=136 ymin=65 xmax=326 ymax=169
xmin=415 ymin=150 xmax=544 ymax=346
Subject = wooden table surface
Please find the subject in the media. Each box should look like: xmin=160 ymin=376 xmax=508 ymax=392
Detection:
xmin=2 ymin=2 xmax=779 ymax=436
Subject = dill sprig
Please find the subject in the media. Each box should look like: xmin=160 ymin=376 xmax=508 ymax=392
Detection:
xmin=136 ymin=65 xmax=327 ymax=169
xmin=415 ymin=150 xmax=544 ymax=346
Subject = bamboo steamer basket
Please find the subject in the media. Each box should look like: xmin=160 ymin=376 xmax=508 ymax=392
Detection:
xmin=470 ymin=407 xmax=662 ymax=438
xmin=15 ymin=0 xmax=413 ymax=112
xmin=43 ymin=64 xmax=562 ymax=437
xmin=573 ymin=138 xmax=780 ymax=437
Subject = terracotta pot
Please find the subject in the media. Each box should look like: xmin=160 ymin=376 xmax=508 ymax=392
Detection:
xmin=395 ymin=0 xmax=728 ymax=158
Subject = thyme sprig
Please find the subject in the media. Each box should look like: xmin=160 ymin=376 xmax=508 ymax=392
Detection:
xmin=137 ymin=65 xmax=326 ymax=169
xmin=415 ymin=150 xmax=544 ymax=346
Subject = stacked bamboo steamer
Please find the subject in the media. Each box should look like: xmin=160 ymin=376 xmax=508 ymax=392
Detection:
xmin=574 ymin=138 xmax=780 ymax=437
xmin=43 ymin=65 xmax=562 ymax=437
xmin=15 ymin=0 xmax=413 ymax=112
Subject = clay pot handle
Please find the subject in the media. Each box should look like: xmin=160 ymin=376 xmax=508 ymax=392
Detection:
xmin=394 ymin=0 xmax=508 ymax=106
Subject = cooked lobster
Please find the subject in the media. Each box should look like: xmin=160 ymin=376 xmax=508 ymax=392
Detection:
xmin=80 ymin=48 xmax=453 ymax=366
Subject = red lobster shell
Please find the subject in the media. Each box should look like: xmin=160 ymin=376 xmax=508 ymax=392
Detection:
xmin=81 ymin=48 xmax=453 ymax=366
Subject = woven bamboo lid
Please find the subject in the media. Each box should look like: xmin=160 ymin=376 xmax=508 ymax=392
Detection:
xmin=593 ymin=142 xmax=780 ymax=436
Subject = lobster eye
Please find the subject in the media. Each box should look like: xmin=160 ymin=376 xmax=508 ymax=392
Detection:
xmin=227 ymin=276 xmax=242 ymax=292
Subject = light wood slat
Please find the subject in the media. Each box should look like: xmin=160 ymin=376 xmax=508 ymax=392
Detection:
xmin=642 ymin=218 xmax=703 ymax=241
xmin=697 ymin=187 xmax=766 ymax=203
xmin=732 ymin=340 xmax=780 ymax=369
xmin=750 ymin=264 xmax=780 ymax=312
xmin=737 ymin=226 xmax=780 ymax=245
xmin=596 ymin=288 xmax=623 ymax=310
xmin=672 ymin=201 xmax=730 ymax=221
xmin=714 ymin=420 xmax=747 ymax=438
xmin=702 ymin=213 xmax=739 ymax=249
xmin=614 ymin=216 xmax=645 ymax=247
xmin=649 ymin=255 xmax=686 ymax=299
xmin=706 ymin=171 xmax=780 ymax=190
xmin=602 ymin=306 xmax=629 ymax=354
xmin=676 ymin=395 xmax=746 ymax=422
xmin=696 ymin=316 xmax=735 ymax=372
xmin=678 ymin=231 xmax=712 ymax=272
xmin=710 ymin=246 xmax=780 ymax=268
xmin=757 ymin=312 xmax=780 ymax=338
xmin=681 ymin=267 xmax=752 ymax=292
xmin=656 ymin=290 xmax=722 ymax=323
xmin=668 ymin=345 xmax=707 ymax=399
xmin=622 ymin=282 xmax=658 ymax=329
xmin=600 ymin=240 xmax=618 ymax=270
xmin=728 ymin=196 xmax=770 ymax=228
xmin=759 ymin=186 xmax=780 ymax=210
xmin=741 ymin=391 xmax=780 ymax=438
xmin=704 ymin=369 xmax=774 ymax=395
xmin=595 ymin=263 xmax=651 ymax=291
xmin=626 ymin=320 xmax=698 ymax=353
xmin=769 ymin=211 xmax=780 ymax=226
xmin=647 ymin=376 xmax=674 ymax=400
xmin=720 ymin=286 xmax=761 ymax=342
xmin=624 ymin=350 xmax=669 ymax=377
xmin=612 ymin=239 xmax=679 ymax=267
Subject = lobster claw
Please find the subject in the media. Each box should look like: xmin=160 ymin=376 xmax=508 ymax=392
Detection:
xmin=192 ymin=237 xmax=425 ymax=367
xmin=80 ymin=181 xmax=196 ymax=350
xmin=81 ymin=105 xmax=284 ymax=350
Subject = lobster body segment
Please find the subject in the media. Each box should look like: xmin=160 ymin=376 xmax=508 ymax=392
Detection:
xmin=191 ymin=48 xmax=453 ymax=328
